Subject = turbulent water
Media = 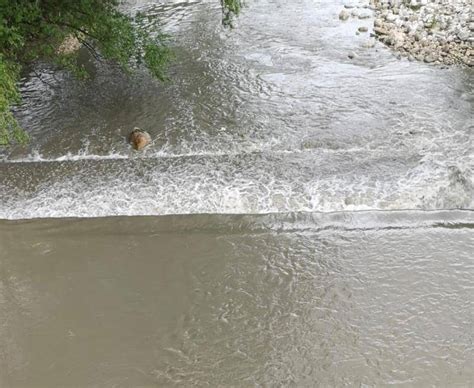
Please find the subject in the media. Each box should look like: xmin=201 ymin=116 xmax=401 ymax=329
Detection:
xmin=0 ymin=0 xmax=473 ymax=386
xmin=0 ymin=0 xmax=472 ymax=218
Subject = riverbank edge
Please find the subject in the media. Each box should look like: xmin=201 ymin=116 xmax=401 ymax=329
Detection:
xmin=340 ymin=0 xmax=473 ymax=67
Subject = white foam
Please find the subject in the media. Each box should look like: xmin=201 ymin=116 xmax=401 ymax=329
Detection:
xmin=2 ymin=144 xmax=372 ymax=164
xmin=1 ymin=150 xmax=472 ymax=220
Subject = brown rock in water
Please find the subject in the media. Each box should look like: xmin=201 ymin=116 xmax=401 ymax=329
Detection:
xmin=129 ymin=128 xmax=151 ymax=150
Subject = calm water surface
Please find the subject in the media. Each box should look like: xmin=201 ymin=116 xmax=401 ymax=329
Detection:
xmin=0 ymin=0 xmax=473 ymax=386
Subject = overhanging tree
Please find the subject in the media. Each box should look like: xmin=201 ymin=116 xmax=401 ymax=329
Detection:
xmin=0 ymin=0 xmax=241 ymax=145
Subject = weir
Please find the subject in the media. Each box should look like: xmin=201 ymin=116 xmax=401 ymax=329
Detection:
xmin=0 ymin=0 xmax=472 ymax=386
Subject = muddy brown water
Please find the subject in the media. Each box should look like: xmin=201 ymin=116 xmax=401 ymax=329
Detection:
xmin=1 ymin=212 xmax=473 ymax=386
xmin=0 ymin=0 xmax=473 ymax=386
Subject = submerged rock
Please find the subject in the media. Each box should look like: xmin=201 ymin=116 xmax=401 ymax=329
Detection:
xmin=363 ymin=38 xmax=377 ymax=48
xmin=358 ymin=12 xmax=372 ymax=20
xmin=339 ymin=9 xmax=350 ymax=21
xmin=129 ymin=128 xmax=152 ymax=151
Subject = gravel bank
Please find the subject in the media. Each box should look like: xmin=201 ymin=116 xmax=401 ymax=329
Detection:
xmin=340 ymin=0 xmax=473 ymax=66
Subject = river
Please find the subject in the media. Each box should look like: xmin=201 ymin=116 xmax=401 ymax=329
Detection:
xmin=0 ymin=0 xmax=473 ymax=386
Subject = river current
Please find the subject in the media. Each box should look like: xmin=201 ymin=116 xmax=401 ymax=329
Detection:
xmin=0 ymin=0 xmax=473 ymax=386
xmin=0 ymin=0 xmax=472 ymax=218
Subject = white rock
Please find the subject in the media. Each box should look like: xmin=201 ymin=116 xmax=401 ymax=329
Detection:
xmin=374 ymin=18 xmax=384 ymax=27
xmin=457 ymin=29 xmax=470 ymax=40
xmin=339 ymin=9 xmax=350 ymax=21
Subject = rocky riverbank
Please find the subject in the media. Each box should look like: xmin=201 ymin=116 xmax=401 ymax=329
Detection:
xmin=340 ymin=0 xmax=473 ymax=66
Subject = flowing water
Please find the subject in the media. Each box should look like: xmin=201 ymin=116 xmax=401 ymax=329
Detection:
xmin=0 ymin=0 xmax=473 ymax=386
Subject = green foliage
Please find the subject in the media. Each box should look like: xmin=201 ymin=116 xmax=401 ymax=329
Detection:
xmin=221 ymin=0 xmax=242 ymax=26
xmin=0 ymin=0 xmax=172 ymax=145
xmin=0 ymin=55 xmax=26 ymax=145
xmin=222 ymin=0 xmax=242 ymax=14
xmin=0 ymin=0 xmax=240 ymax=145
